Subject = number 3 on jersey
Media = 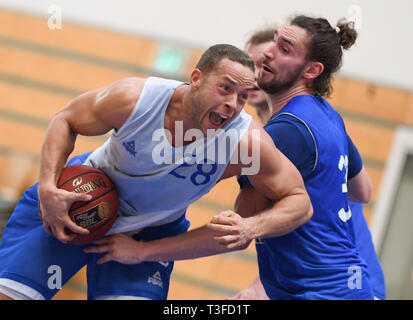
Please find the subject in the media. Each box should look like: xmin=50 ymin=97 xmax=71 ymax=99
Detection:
xmin=338 ymin=155 xmax=352 ymax=222
xmin=338 ymin=155 xmax=349 ymax=193
xmin=169 ymin=161 xmax=218 ymax=186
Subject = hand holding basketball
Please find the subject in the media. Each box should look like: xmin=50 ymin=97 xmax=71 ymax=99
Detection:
xmin=38 ymin=165 xmax=118 ymax=245
xmin=38 ymin=183 xmax=92 ymax=243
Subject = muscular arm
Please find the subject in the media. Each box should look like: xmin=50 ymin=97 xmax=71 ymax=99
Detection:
xmin=147 ymin=122 xmax=312 ymax=255
xmin=38 ymin=77 xmax=144 ymax=242
xmin=216 ymin=122 xmax=313 ymax=241
xmin=85 ymin=120 xmax=312 ymax=264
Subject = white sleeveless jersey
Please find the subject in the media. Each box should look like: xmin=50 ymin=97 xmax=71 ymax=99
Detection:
xmin=84 ymin=77 xmax=252 ymax=234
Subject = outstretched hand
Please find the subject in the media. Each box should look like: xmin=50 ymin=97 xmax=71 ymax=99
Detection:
xmin=84 ymin=233 xmax=143 ymax=265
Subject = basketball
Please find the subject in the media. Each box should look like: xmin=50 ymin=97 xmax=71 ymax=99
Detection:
xmin=56 ymin=164 xmax=118 ymax=245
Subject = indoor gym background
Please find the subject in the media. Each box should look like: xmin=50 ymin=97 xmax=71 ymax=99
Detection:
xmin=0 ymin=0 xmax=412 ymax=300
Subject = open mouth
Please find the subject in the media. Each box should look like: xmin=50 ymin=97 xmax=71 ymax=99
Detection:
xmin=208 ymin=111 xmax=229 ymax=128
xmin=262 ymin=64 xmax=273 ymax=74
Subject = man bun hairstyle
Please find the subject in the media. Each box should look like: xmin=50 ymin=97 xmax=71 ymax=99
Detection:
xmin=290 ymin=15 xmax=358 ymax=97
xmin=336 ymin=19 xmax=358 ymax=50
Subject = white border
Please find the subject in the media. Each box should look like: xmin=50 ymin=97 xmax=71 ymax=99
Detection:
xmin=371 ymin=127 xmax=413 ymax=255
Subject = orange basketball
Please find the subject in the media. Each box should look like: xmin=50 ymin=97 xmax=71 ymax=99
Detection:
xmin=56 ymin=164 xmax=118 ymax=245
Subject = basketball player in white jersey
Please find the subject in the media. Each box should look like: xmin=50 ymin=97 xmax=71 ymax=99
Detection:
xmin=0 ymin=44 xmax=311 ymax=300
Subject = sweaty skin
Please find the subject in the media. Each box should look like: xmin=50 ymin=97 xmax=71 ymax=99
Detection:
xmin=37 ymin=57 xmax=311 ymax=266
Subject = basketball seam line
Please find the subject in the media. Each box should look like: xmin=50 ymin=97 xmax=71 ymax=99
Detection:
xmin=57 ymin=170 xmax=105 ymax=188
xmin=69 ymin=188 xmax=117 ymax=212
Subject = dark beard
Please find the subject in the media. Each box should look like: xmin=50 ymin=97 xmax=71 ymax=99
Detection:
xmin=258 ymin=63 xmax=306 ymax=95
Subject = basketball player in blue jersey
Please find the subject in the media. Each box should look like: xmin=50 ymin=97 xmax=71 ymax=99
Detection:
xmin=227 ymin=27 xmax=385 ymax=300
xmin=0 ymin=44 xmax=312 ymax=300
xmin=209 ymin=17 xmax=380 ymax=300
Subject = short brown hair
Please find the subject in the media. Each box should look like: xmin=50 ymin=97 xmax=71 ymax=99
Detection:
xmin=245 ymin=28 xmax=277 ymax=49
xmin=196 ymin=44 xmax=255 ymax=75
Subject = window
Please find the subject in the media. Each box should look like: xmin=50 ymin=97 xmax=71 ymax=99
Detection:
xmin=372 ymin=127 xmax=413 ymax=299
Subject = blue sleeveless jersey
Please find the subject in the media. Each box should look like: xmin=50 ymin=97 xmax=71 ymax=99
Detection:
xmin=257 ymin=95 xmax=374 ymax=299
xmin=84 ymin=77 xmax=251 ymax=234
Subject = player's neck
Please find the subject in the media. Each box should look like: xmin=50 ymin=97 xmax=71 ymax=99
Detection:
xmin=164 ymin=84 xmax=194 ymax=147
xmin=268 ymin=83 xmax=313 ymax=116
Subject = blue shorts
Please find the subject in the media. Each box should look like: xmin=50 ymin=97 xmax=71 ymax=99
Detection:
xmin=0 ymin=152 xmax=190 ymax=300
